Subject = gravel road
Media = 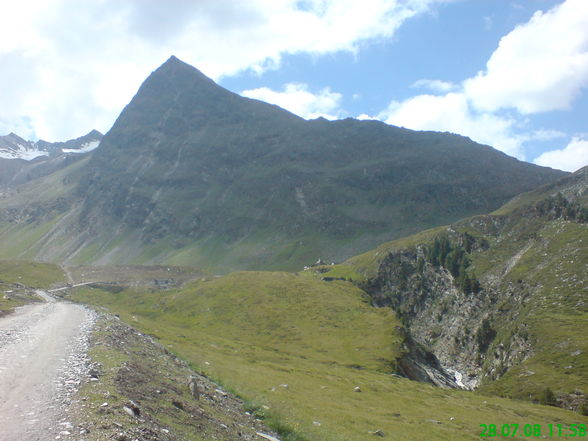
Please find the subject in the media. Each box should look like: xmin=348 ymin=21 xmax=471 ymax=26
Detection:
xmin=0 ymin=291 xmax=95 ymax=441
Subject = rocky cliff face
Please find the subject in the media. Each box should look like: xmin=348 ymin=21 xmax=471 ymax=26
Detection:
xmin=367 ymin=231 xmax=535 ymax=390
xmin=343 ymin=168 xmax=588 ymax=410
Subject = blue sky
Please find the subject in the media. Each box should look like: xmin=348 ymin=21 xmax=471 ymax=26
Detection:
xmin=1 ymin=0 xmax=587 ymax=171
xmin=224 ymin=1 xmax=562 ymax=112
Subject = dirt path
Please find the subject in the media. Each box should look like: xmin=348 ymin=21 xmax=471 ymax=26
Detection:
xmin=62 ymin=266 xmax=75 ymax=285
xmin=0 ymin=291 xmax=95 ymax=441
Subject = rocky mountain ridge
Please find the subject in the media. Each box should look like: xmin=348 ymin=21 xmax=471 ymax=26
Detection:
xmin=0 ymin=130 xmax=103 ymax=189
xmin=0 ymin=130 xmax=102 ymax=161
xmin=0 ymin=133 xmax=51 ymax=161
xmin=0 ymin=56 xmax=567 ymax=271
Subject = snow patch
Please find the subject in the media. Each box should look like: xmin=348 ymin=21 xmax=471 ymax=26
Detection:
xmin=62 ymin=140 xmax=100 ymax=154
xmin=0 ymin=143 xmax=49 ymax=161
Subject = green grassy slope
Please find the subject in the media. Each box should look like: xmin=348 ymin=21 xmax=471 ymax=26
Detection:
xmin=68 ymin=270 xmax=586 ymax=441
xmin=319 ymin=167 xmax=588 ymax=409
xmin=0 ymin=259 xmax=65 ymax=287
xmin=0 ymin=260 xmax=65 ymax=314
xmin=469 ymin=218 xmax=588 ymax=403
xmin=449 ymin=169 xmax=588 ymax=404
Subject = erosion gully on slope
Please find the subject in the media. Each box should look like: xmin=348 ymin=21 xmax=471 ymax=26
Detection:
xmin=0 ymin=290 xmax=96 ymax=441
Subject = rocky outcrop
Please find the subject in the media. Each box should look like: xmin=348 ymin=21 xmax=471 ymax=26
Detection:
xmin=73 ymin=314 xmax=282 ymax=441
xmin=365 ymin=231 xmax=535 ymax=390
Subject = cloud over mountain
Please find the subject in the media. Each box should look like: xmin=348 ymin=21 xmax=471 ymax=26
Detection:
xmin=0 ymin=0 xmax=451 ymax=141
xmin=242 ymin=83 xmax=344 ymax=120
xmin=534 ymin=137 xmax=588 ymax=172
xmin=464 ymin=0 xmax=588 ymax=114
xmin=373 ymin=0 xmax=588 ymax=167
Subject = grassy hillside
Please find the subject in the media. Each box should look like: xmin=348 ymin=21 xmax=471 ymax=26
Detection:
xmin=68 ymin=270 xmax=586 ymax=441
xmin=468 ymin=216 xmax=588 ymax=403
xmin=0 ymin=260 xmax=65 ymax=314
xmin=0 ymin=259 xmax=65 ymax=287
xmin=318 ymin=167 xmax=588 ymax=410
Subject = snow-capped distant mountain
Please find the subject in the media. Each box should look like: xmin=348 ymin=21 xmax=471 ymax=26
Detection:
xmin=0 ymin=133 xmax=50 ymax=160
xmin=62 ymin=139 xmax=101 ymax=154
xmin=0 ymin=130 xmax=103 ymax=161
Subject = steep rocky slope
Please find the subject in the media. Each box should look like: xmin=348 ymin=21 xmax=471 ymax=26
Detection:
xmin=0 ymin=57 xmax=566 ymax=271
xmin=325 ymin=167 xmax=588 ymax=411
xmin=69 ymin=313 xmax=282 ymax=441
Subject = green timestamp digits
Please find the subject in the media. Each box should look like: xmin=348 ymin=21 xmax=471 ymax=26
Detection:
xmin=480 ymin=423 xmax=587 ymax=438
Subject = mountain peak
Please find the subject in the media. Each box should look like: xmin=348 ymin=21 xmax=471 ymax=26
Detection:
xmin=164 ymin=54 xmax=181 ymax=65
xmin=0 ymin=56 xmax=569 ymax=274
xmin=3 ymin=132 xmax=27 ymax=143
xmin=98 ymin=56 xmax=248 ymax=149
xmin=152 ymin=55 xmax=216 ymax=87
xmin=160 ymin=55 xmax=187 ymax=70
xmin=86 ymin=129 xmax=103 ymax=138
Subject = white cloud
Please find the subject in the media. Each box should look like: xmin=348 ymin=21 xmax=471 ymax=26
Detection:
xmin=374 ymin=90 xmax=570 ymax=161
xmin=242 ymin=83 xmax=343 ymax=120
xmin=357 ymin=114 xmax=379 ymax=120
xmin=0 ymin=0 xmax=453 ymax=141
xmin=465 ymin=0 xmax=588 ymax=114
xmin=368 ymin=0 xmax=588 ymax=160
xmin=534 ymin=137 xmax=588 ymax=172
xmin=526 ymin=129 xmax=567 ymax=142
xmin=411 ymin=79 xmax=457 ymax=92
xmin=378 ymin=92 xmax=525 ymax=158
